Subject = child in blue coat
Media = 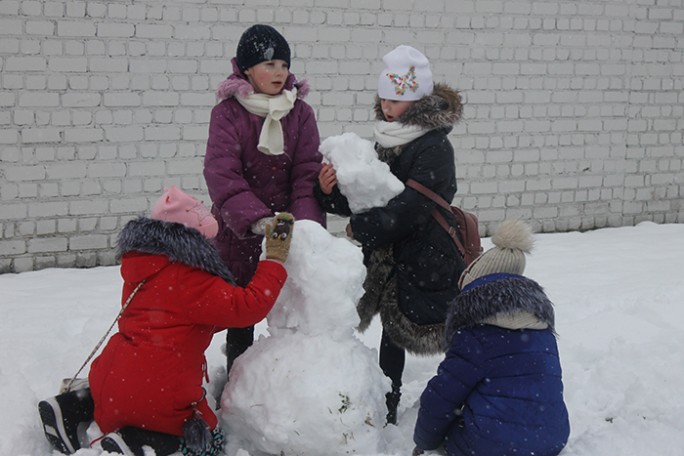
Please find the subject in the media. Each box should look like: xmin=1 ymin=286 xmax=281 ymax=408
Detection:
xmin=413 ymin=220 xmax=570 ymax=456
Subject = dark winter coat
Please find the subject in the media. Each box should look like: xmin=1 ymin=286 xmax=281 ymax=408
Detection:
xmin=204 ymin=58 xmax=324 ymax=285
xmin=88 ymin=218 xmax=287 ymax=436
xmin=413 ymin=273 xmax=570 ymax=456
xmin=315 ymin=83 xmax=465 ymax=354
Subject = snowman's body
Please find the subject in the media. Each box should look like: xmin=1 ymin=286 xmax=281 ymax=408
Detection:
xmin=220 ymin=220 xmax=390 ymax=456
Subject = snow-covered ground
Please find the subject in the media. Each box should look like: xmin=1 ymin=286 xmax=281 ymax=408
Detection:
xmin=2 ymin=221 xmax=684 ymax=455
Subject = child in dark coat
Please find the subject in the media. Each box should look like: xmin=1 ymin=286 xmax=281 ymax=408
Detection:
xmin=413 ymin=220 xmax=570 ymax=456
xmin=38 ymin=186 xmax=294 ymax=456
xmin=316 ymin=44 xmax=465 ymax=425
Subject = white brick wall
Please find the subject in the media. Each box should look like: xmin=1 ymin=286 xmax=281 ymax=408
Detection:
xmin=1 ymin=0 xmax=683 ymax=272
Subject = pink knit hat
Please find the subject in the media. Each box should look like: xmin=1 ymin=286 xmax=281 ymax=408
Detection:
xmin=150 ymin=186 xmax=219 ymax=239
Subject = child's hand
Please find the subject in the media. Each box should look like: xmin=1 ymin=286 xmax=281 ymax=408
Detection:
xmin=265 ymin=213 xmax=294 ymax=263
xmin=412 ymin=447 xmax=424 ymax=456
xmin=319 ymin=163 xmax=338 ymax=195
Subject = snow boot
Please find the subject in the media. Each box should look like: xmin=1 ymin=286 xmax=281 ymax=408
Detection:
xmin=100 ymin=427 xmax=181 ymax=456
xmin=385 ymin=385 xmax=401 ymax=425
xmin=38 ymin=388 xmax=94 ymax=454
xmin=100 ymin=432 xmax=138 ymax=456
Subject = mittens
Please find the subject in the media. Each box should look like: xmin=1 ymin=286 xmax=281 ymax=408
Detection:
xmin=265 ymin=213 xmax=294 ymax=263
xmin=251 ymin=216 xmax=273 ymax=235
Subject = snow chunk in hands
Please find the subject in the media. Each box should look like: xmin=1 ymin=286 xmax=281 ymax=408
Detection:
xmin=319 ymin=132 xmax=404 ymax=213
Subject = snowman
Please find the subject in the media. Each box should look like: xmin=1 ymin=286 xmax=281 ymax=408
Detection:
xmin=219 ymin=220 xmax=388 ymax=455
xmin=219 ymin=133 xmax=403 ymax=456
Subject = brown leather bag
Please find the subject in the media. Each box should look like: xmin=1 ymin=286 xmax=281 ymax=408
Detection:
xmin=406 ymin=179 xmax=483 ymax=265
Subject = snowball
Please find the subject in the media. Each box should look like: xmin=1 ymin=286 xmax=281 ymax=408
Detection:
xmin=319 ymin=132 xmax=404 ymax=213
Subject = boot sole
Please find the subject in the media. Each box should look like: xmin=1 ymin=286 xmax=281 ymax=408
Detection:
xmin=101 ymin=433 xmax=136 ymax=456
xmin=38 ymin=398 xmax=77 ymax=454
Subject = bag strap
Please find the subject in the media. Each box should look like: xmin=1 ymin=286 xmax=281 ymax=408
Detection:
xmin=63 ymin=279 xmax=146 ymax=392
xmin=405 ymin=179 xmax=468 ymax=259
xmin=405 ymin=178 xmax=452 ymax=212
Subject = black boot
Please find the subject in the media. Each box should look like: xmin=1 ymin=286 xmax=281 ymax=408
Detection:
xmin=38 ymin=388 xmax=94 ymax=454
xmin=101 ymin=427 xmax=181 ymax=456
xmin=385 ymin=385 xmax=401 ymax=425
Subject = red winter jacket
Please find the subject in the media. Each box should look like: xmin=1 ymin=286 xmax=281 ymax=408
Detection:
xmin=88 ymin=217 xmax=286 ymax=436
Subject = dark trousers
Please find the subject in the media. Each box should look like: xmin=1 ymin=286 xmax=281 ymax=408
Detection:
xmin=226 ymin=325 xmax=255 ymax=378
xmin=379 ymin=329 xmax=405 ymax=390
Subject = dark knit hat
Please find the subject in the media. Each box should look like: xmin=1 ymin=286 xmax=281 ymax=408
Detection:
xmin=236 ymin=24 xmax=291 ymax=73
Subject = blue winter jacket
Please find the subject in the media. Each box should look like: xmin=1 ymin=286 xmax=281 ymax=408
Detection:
xmin=413 ymin=274 xmax=570 ymax=456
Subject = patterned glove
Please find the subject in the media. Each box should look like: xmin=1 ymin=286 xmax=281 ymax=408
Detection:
xmin=264 ymin=213 xmax=294 ymax=263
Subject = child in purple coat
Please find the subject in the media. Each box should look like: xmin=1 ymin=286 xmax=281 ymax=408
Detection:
xmin=203 ymin=24 xmax=324 ymax=378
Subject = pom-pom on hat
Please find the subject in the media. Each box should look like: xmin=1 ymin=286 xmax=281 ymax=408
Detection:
xmin=236 ymin=24 xmax=291 ymax=73
xmin=377 ymin=45 xmax=434 ymax=101
xmin=150 ymin=186 xmax=219 ymax=239
xmin=458 ymin=220 xmax=534 ymax=289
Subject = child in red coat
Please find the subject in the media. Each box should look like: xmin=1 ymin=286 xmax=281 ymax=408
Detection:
xmin=38 ymin=186 xmax=294 ymax=456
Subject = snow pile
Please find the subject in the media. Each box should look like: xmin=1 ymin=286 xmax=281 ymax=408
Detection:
xmin=220 ymin=220 xmax=390 ymax=455
xmin=319 ymin=132 xmax=404 ymax=213
xmin=5 ymin=222 xmax=684 ymax=456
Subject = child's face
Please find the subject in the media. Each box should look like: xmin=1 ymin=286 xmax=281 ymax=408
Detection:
xmin=380 ymin=98 xmax=415 ymax=122
xmin=244 ymin=59 xmax=289 ymax=95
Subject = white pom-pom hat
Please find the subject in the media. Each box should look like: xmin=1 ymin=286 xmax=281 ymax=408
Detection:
xmin=458 ymin=220 xmax=535 ymax=289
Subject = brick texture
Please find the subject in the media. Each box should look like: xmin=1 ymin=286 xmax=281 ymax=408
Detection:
xmin=1 ymin=0 xmax=683 ymax=272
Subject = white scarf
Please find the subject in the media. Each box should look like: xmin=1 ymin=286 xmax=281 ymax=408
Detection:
xmin=483 ymin=312 xmax=549 ymax=330
xmin=236 ymin=88 xmax=297 ymax=155
xmin=373 ymin=120 xmax=431 ymax=148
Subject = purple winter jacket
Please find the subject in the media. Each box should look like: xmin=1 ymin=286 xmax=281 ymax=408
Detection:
xmin=204 ymin=59 xmax=324 ymax=285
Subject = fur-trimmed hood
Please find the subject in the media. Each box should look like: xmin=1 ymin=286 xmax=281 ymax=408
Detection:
xmin=373 ymin=82 xmax=463 ymax=130
xmin=446 ymin=273 xmax=556 ymax=341
xmin=215 ymin=57 xmax=310 ymax=101
xmin=117 ymin=217 xmax=235 ymax=284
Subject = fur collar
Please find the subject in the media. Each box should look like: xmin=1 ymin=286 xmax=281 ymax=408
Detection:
xmin=446 ymin=274 xmax=556 ymax=341
xmin=373 ymin=83 xmax=462 ymax=162
xmin=215 ymin=58 xmax=310 ymax=101
xmin=373 ymin=82 xmax=462 ymax=130
xmin=116 ymin=217 xmax=236 ymax=284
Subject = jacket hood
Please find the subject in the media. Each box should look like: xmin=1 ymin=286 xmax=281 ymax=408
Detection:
xmin=373 ymin=82 xmax=463 ymax=130
xmin=446 ymin=274 xmax=556 ymax=341
xmin=215 ymin=57 xmax=310 ymax=101
xmin=116 ymin=217 xmax=236 ymax=284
